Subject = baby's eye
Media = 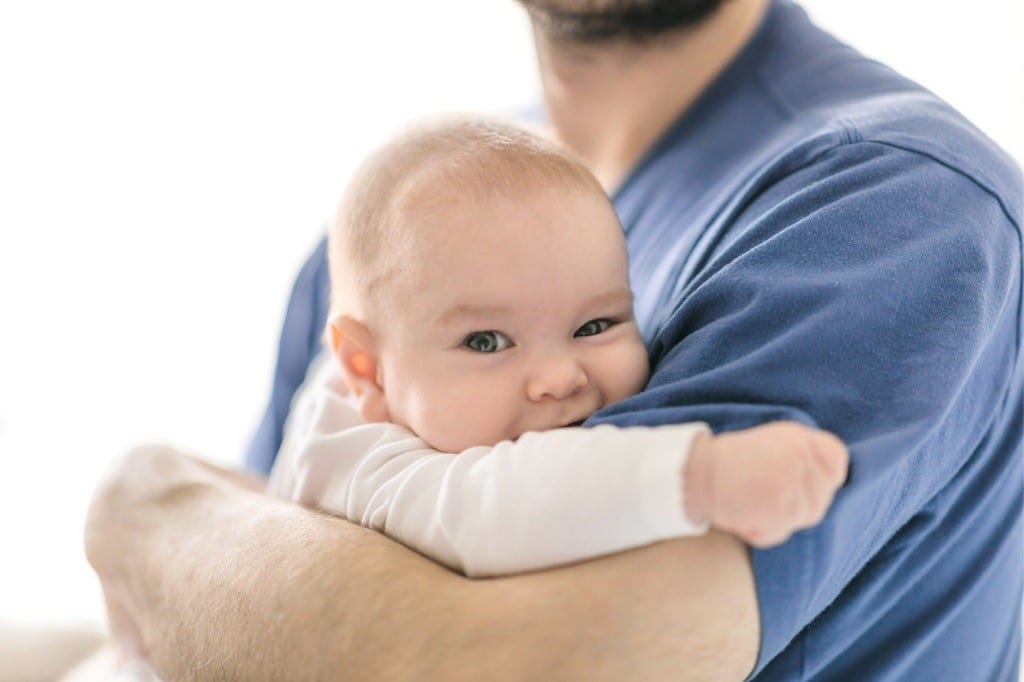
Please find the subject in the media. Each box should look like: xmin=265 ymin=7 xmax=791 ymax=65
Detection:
xmin=574 ymin=319 xmax=614 ymax=338
xmin=462 ymin=330 xmax=513 ymax=353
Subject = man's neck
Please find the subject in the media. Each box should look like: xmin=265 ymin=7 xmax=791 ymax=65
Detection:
xmin=533 ymin=0 xmax=767 ymax=192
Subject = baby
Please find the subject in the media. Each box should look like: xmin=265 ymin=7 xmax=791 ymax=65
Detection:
xmin=266 ymin=117 xmax=849 ymax=577
xmin=97 ymin=118 xmax=847 ymax=681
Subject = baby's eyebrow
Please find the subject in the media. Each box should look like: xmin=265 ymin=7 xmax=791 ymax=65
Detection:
xmin=433 ymin=303 xmax=514 ymax=328
xmin=432 ymin=289 xmax=634 ymax=328
xmin=587 ymin=288 xmax=635 ymax=309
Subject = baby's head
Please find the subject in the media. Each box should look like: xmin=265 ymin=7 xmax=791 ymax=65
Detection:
xmin=327 ymin=118 xmax=649 ymax=452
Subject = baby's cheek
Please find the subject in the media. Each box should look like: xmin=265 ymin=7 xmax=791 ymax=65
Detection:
xmin=633 ymin=350 xmax=652 ymax=392
xmin=406 ymin=388 xmax=486 ymax=453
xmin=440 ymin=395 xmax=520 ymax=451
xmin=405 ymin=396 xmax=455 ymax=451
xmin=609 ymin=341 xmax=650 ymax=401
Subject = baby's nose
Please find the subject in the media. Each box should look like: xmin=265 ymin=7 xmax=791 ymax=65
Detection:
xmin=526 ymin=354 xmax=588 ymax=402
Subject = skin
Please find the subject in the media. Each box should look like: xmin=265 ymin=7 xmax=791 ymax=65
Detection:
xmin=78 ymin=0 xmax=822 ymax=679
xmin=338 ymin=185 xmax=649 ymax=453
xmin=531 ymin=0 xmax=768 ymax=190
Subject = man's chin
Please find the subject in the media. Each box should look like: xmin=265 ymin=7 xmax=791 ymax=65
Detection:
xmin=516 ymin=0 xmax=727 ymax=44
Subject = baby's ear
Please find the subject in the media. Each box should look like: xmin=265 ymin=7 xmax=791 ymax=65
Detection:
xmin=329 ymin=315 xmax=389 ymax=423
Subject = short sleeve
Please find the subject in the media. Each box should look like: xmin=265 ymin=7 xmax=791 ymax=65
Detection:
xmin=589 ymin=142 xmax=1021 ymax=674
xmin=245 ymin=236 xmax=331 ymax=475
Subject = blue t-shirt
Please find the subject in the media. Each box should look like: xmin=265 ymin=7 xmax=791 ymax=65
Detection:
xmin=246 ymin=1 xmax=1023 ymax=678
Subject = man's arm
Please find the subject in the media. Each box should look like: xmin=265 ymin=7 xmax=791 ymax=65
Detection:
xmin=87 ymin=445 xmax=758 ymax=681
xmin=595 ymin=142 xmax=1022 ymax=674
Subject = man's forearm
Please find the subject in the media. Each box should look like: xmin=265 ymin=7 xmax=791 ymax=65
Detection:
xmin=87 ymin=446 xmax=758 ymax=680
xmin=466 ymin=529 xmax=759 ymax=680
xmin=87 ymin=446 xmax=474 ymax=680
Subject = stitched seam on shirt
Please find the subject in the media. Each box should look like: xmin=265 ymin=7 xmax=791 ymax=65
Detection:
xmin=860 ymin=140 xmax=1022 ymax=235
xmin=751 ymin=62 xmax=799 ymax=120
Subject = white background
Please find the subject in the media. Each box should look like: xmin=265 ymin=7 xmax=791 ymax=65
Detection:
xmin=1 ymin=0 xmax=1021 ymax=631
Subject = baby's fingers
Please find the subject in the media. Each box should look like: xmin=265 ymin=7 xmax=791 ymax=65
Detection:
xmin=808 ymin=431 xmax=849 ymax=487
xmin=743 ymin=526 xmax=794 ymax=549
xmin=797 ymin=436 xmax=848 ymax=527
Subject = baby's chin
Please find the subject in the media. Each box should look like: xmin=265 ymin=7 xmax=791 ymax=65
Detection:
xmin=422 ymin=433 xmax=513 ymax=454
xmin=427 ymin=421 xmax=590 ymax=453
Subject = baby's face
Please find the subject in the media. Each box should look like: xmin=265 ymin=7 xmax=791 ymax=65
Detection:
xmin=375 ymin=185 xmax=649 ymax=453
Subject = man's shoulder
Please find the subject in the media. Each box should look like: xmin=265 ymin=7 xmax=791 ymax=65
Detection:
xmin=629 ymin=101 xmax=1022 ymax=350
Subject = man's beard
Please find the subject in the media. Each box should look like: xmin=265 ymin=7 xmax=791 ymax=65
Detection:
xmin=517 ymin=0 xmax=729 ymax=44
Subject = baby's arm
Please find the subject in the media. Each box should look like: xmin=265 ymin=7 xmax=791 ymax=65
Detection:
xmin=270 ymin=382 xmax=709 ymax=577
xmin=271 ymin=376 xmax=847 ymax=577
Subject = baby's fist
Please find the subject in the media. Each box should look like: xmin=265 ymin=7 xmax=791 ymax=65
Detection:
xmin=685 ymin=422 xmax=848 ymax=547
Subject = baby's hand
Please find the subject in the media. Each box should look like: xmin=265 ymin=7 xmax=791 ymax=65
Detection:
xmin=685 ymin=422 xmax=848 ymax=547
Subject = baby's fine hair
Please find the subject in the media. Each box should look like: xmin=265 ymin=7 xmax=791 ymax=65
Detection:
xmin=327 ymin=116 xmax=608 ymax=325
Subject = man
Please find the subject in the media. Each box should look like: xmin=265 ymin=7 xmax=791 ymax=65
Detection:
xmin=86 ymin=0 xmax=1022 ymax=678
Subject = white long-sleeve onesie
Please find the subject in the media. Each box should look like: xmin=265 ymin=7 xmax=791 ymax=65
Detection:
xmin=268 ymin=358 xmax=709 ymax=578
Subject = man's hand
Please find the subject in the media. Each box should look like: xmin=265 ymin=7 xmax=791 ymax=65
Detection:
xmin=83 ymin=444 xmax=261 ymax=678
xmin=85 ymin=445 xmax=265 ymax=579
xmin=85 ymin=445 xmax=217 ymax=587
xmin=685 ymin=422 xmax=849 ymax=547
